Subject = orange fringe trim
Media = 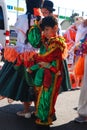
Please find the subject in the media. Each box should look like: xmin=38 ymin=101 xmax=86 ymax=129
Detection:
xmin=4 ymin=47 xmax=19 ymax=63
xmin=4 ymin=47 xmax=36 ymax=64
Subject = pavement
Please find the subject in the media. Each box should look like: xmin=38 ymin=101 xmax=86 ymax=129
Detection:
xmin=0 ymin=89 xmax=87 ymax=130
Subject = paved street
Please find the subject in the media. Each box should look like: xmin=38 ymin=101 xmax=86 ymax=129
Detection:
xmin=0 ymin=89 xmax=87 ymax=130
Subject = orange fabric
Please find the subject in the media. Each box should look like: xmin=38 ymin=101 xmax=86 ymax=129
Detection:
xmin=63 ymin=26 xmax=76 ymax=50
xmin=62 ymin=44 xmax=68 ymax=59
xmin=33 ymin=8 xmax=42 ymax=16
xmin=20 ymin=51 xmax=36 ymax=61
xmin=69 ymin=72 xmax=76 ymax=89
xmin=15 ymin=51 xmax=36 ymax=67
xmin=64 ymin=29 xmax=76 ymax=43
xmin=74 ymin=56 xmax=84 ymax=77
xmin=4 ymin=47 xmax=36 ymax=66
xmin=69 ymin=27 xmax=76 ymax=42
xmin=4 ymin=47 xmax=19 ymax=63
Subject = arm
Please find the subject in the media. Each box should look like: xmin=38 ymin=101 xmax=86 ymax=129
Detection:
xmin=35 ymin=47 xmax=62 ymax=63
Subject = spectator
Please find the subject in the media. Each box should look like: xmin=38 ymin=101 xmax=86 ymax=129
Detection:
xmin=74 ymin=18 xmax=87 ymax=123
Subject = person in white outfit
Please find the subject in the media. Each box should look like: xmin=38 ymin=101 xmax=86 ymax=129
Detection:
xmin=74 ymin=18 xmax=87 ymax=123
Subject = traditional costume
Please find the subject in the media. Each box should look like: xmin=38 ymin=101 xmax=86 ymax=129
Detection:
xmin=63 ymin=24 xmax=77 ymax=89
xmin=74 ymin=22 xmax=87 ymax=87
xmin=74 ymin=19 xmax=87 ymax=123
xmin=28 ymin=36 xmax=67 ymax=125
xmin=0 ymin=0 xmax=42 ymax=102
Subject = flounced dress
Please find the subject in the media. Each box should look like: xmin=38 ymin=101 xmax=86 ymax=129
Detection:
xmin=0 ymin=14 xmax=39 ymax=102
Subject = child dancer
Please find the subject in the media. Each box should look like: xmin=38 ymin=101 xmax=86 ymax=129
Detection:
xmin=27 ymin=15 xmax=67 ymax=129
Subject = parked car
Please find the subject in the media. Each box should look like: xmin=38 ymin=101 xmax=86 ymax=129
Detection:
xmin=10 ymin=26 xmax=17 ymax=45
xmin=0 ymin=0 xmax=10 ymax=47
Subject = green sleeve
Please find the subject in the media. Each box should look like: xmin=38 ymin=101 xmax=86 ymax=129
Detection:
xmin=30 ymin=64 xmax=40 ymax=71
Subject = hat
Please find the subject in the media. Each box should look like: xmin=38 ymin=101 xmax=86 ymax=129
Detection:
xmin=42 ymin=0 xmax=55 ymax=12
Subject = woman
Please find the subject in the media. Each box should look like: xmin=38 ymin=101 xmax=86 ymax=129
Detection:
xmin=0 ymin=0 xmax=42 ymax=118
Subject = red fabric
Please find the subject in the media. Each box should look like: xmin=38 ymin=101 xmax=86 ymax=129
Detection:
xmin=50 ymin=67 xmax=58 ymax=73
xmin=64 ymin=26 xmax=76 ymax=43
xmin=54 ymin=75 xmax=62 ymax=102
xmin=35 ymin=48 xmax=62 ymax=63
xmin=51 ymin=75 xmax=62 ymax=115
xmin=51 ymin=58 xmax=63 ymax=115
xmin=43 ymin=69 xmax=52 ymax=88
xmin=23 ymin=60 xmax=34 ymax=68
xmin=63 ymin=26 xmax=76 ymax=50
xmin=15 ymin=55 xmax=22 ymax=66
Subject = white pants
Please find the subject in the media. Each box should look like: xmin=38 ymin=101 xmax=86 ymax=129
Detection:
xmin=78 ymin=55 xmax=87 ymax=117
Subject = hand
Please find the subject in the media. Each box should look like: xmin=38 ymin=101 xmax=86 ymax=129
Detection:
xmin=26 ymin=68 xmax=32 ymax=73
xmin=38 ymin=62 xmax=49 ymax=68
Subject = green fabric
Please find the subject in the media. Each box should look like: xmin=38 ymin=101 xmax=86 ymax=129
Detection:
xmin=0 ymin=62 xmax=35 ymax=102
xmin=60 ymin=60 xmax=71 ymax=92
xmin=34 ymin=68 xmax=44 ymax=86
xmin=0 ymin=61 xmax=14 ymax=80
xmin=14 ymin=65 xmax=34 ymax=87
xmin=40 ymin=44 xmax=47 ymax=54
xmin=28 ymin=24 xmax=41 ymax=48
xmin=30 ymin=64 xmax=40 ymax=71
xmin=34 ymin=42 xmax=56 ymax=121
xmin=14 ymin=65 xmax=20 ymax=70
xmin=24 ymin=67 xmax=34 ymax=87
xmin=34 ymin=37 xmax=71 ymax=124
xmin=37 ymin=90 xmax=51 ymax=121
xmin=36 ymin=74 xmax=55 ymax=122
xmin=51 ymin=61 xmax=56 ymax=67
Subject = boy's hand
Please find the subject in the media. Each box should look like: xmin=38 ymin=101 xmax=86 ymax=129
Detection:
xmin=38 ymin=62 xmax=49 ymax=68
xmin=26 ymin=68 xmax=32 ymax=73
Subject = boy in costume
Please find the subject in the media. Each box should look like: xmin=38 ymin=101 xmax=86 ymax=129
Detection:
xmin=27 ymin=16 xmax=67 ymax=128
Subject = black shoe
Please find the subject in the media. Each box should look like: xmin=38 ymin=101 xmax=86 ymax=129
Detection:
xmin=31 ymin=112 xmax=37 ymax=120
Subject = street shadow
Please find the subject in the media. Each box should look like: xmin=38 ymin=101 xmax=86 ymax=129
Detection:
xmin=51 ymin=121 xmax=87 ymax=130
xmin=0 ymin=104 xmax=36 ymax=130
xmin=0 ymin=104 xmax=87 ymax=130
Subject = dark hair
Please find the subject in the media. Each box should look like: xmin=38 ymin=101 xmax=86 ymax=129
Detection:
xmin=26 ymin=0 xmax=43 ymax=14
xmin=25 ymin=0 xmax=42 ymax=44
xmin=41 ymin=0 xmax=55 ymax=13
xmin=40 ymin=16 xmax=58 ymax=30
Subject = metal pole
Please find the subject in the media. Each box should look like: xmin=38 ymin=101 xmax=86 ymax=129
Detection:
xmin=58 ymin=7 xmax=60 ymax=20
xmin=17 ymin=0 xmax=19 ymax=18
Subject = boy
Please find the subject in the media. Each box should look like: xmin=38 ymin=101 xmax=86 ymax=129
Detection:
xmin=28 ymin=16 xmax=67 ymax=129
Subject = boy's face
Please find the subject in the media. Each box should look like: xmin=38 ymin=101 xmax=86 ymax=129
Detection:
xmin=43 ymin=25 xmax=58 ymax=39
